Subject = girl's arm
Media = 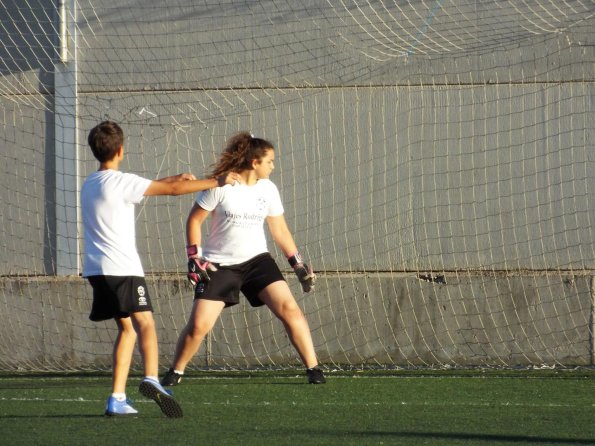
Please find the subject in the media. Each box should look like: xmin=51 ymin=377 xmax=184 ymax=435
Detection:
xmin=186 ymin=202 xmax=211 ymax=247
xmin=266 ymin=214 xmax=298 ymax=256
xmin=185 ymin=202 xmax=215 ymax=286
xmin=267 ymin=214 xmax=316 ymax=293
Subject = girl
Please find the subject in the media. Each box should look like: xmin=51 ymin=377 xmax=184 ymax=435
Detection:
xmin=162 ymin=132 xmax=325 ymax=385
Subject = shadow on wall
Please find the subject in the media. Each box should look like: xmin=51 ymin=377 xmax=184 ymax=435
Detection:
xmin=0 ymin=0 xmax=56 ymax=88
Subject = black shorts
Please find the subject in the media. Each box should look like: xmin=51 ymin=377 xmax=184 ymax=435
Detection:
xmin=87 ymin=275 xmax=153 ymax=321
xmin=194 ymin=253 xmax=285 ymax=308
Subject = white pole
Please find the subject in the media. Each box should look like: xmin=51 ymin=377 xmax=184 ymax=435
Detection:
xmin=591 ymin=276 xmax=595 ymax=366
xmin=54 ymin=0 xmax=79 ymax=275
xmin=58 ymin=0 xmax=68 ymax=63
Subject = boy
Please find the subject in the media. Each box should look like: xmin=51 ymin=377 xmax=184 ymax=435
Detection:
xmin=81 ymin=120 xmax=240 ymax=417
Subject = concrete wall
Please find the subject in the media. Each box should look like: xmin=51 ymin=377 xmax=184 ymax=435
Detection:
xmin=0 ymin=273 xmax=591 ymax=370
xmin=0 ymin=1 xmax=593 ymax=369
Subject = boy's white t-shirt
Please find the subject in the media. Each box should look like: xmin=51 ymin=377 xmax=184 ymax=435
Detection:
xmin=197 ymin=179 xmax=284 ymax=265
xmin=81 ymin=169 xmax=152 ymax=277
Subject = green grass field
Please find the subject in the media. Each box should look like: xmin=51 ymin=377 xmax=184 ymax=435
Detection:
xmin=0 ymin=370 xmax=593 ymax=446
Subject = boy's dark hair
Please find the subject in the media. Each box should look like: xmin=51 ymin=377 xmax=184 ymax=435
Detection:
xmin=87 ymin=120 xmax=124 ymax=162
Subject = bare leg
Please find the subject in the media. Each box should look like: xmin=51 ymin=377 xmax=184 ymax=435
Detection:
xmin=112 ymin=317 xmax=137 ymax=394
xmin=130 ymin=311 xmax=184 ymax=417
xmin=130 ymin=310 xmax=159 ymax=378
xmin=259 ymin=281 xmax=319 ymax=368
xmin=171 ymin=299 xmax=226 ymax=371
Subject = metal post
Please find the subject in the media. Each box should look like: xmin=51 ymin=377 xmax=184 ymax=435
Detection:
xmin=54 ymin=0 xmax=79 ymax=275
xmin=591 ymin=276 xmax=595 ymax=366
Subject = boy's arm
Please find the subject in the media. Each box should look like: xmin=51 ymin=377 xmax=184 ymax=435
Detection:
xmin=156 ymin=173 xmax=197 ymax=183
xmin=144 ymin=172 xmax=241 ymax=196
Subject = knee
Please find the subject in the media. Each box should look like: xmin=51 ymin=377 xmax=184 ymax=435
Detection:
xmin=119 ymin=325 xmax=137 ymax=341
xmin=132 ymin=312 xmax=156 ymax=332
xmin=278 ymin=301 xmax=304 ymax=322
xmin=186 ymin=319 xmax=211 ymax=339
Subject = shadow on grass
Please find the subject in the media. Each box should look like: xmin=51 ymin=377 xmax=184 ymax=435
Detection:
xmin=0 ymin=414 xmax=105 ymax=419
xmin=0 ymin=383 xmax=108 ymax=392
xmin=336 ymin=430 xmax=595 ymax=445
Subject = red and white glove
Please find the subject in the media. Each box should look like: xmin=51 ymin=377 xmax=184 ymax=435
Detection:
xmin=288 ymin=252 xmax=316 ymax=293
xmin=186 ymin=245 xmax=217 ymax=286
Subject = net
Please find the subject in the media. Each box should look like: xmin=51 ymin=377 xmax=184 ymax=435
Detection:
xmin=0 ymin=0 xmax=593 ymax=371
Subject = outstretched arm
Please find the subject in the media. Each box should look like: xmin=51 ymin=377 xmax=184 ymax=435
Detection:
xmin=144 ymin=172 xmax=242 ymax=196
xmin=155 ymin=173 xmax=197 ymax=183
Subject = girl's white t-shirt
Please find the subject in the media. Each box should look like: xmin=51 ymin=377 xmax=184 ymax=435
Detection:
xmin=81 ymin=169 xmax=152 ymax=277
xmin=197 ymin=179 xmax=284 ymax=265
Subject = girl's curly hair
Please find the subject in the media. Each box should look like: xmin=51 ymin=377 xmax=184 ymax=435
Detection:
xmin=211 ymin=131 xmax=274 ymax=178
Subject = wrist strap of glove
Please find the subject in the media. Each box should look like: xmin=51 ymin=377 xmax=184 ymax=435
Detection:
xmin=187 ymin=244 xmax=203 ymax=259
xmin=287 ymin=252 xmax=304 ymax=267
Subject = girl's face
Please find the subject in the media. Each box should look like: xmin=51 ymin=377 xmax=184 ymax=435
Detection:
xmin=253 ymin=148 xmax=275 ymax=179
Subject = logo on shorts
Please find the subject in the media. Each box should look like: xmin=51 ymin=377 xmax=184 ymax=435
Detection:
xmin=137 ymin=285 xmax=147 ymax=306
xmin=196 ymin=283 xmax=205 ymax=295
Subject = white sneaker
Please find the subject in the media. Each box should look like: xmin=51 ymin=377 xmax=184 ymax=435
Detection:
xmin=105 ymin=396 xmax=138 ymax=416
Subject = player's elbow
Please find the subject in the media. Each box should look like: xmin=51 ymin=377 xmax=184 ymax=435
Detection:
xmin=168 ymin=186 xmax=184 ymax=196
xmin=145 ymin=180 xmax=184 ymax=197
xmin=165 ymin=182 xmax=190 ymax=196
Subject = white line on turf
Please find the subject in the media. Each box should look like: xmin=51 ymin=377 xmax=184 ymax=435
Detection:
xmin=1 ymin=397 xmax=592 ymax=408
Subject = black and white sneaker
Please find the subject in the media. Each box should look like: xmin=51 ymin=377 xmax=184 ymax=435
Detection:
xmin=139 ymin=378 xmax=183 ymax=418
xmin=306 ymin=367 xmax=326 ymax=384
xmin=161 ymin=368 xmax=183 ymax=386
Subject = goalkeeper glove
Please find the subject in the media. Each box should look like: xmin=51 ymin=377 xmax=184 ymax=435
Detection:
xmin=288 ymin=252 xmax=316 ymax=293
xmin=186 ymin=245 xmax=217 ymax=286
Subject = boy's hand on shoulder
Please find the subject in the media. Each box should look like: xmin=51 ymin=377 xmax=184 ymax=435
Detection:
xmin=217 ymin=172 xmax=243 ymax=187
xmin=177 ymin=173 xmax=197 ymax=181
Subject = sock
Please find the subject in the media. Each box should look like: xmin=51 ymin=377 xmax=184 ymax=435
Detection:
xmin=145 ymin=376 xmax=159 ymax=383
xmin=111 ymin=392 xmax=126 ymax=401
xmin=174 ymin=369 xmax=184 ymax=375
